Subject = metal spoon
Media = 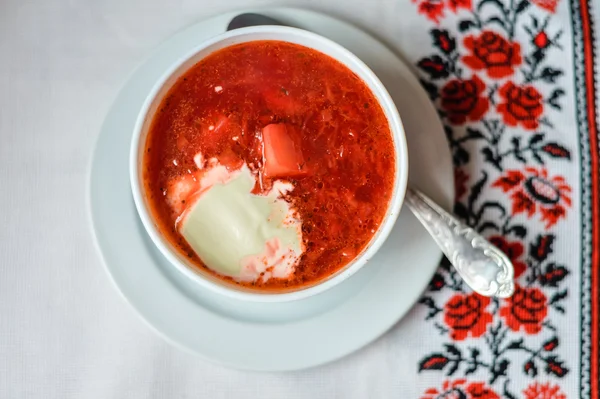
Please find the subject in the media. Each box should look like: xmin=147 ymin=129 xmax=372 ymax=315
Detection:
xmin=227 ymin=14 xmax=515 ymax=298
xmin=227 ymin=13 xmax=285 ymax=30
xmin=405 ymin=188 xmax=514 ymax=297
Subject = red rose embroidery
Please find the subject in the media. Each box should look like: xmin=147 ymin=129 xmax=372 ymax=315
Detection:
xmin=497 ymin=81 xmax=544 ymax=130
xmin=413 ymin=0 xmax=445 ymax=23
xmin=492 ymin=168 xmax=572 ymax=228
xmin=443 ymin=293 xmax=493 ymax=340
xmin=463 ymin=31 xmax=522 ymax=79
xmin=421 ymin=380 xmax=500 ymax=399
xmin=466 ymin=382 xmax=500 ymax=399
xmin=532 ymin=0 xmax=560 ymax=13
xmin=455 ymin=168 xmax=469 ymax=200
xmin=441 ymin=75 xmax=490 ymax=124
xmin=489 ymin=236 xmax=527 ymax=278
xmin=448 ymin=0 xmax=472 ymax=11
xmin=523 ymin=382 xmax=566 ymax=399
xmin=499 ymin=284 xmax=548 ymax=334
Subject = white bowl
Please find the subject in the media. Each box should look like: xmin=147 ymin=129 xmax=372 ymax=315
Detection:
xmin=130 ymin=25 xmax=408 ymax=302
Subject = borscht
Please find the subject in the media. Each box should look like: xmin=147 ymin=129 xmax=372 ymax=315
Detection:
xmin=143 ymin=40 xmax=396 ymax=291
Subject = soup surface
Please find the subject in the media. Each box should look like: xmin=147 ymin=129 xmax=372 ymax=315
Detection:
xmin=143 ymin=40 xmax=396 ymax=291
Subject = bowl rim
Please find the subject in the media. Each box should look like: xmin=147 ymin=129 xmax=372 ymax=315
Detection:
xmin=129 ymin=25 xmax=409 ymax=302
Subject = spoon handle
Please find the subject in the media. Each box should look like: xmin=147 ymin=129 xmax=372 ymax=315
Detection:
xmin=227 ymin=13 xmax=285 ymax=31
xmin=404 ymin=187 xmax=515 ymax=298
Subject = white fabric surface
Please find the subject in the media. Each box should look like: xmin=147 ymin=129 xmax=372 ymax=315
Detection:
xmin=0 ymin=1 xmax=428 ymax=398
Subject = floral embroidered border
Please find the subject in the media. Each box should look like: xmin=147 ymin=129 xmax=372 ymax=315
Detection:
xmin=408 ymin=0 xmax=600 ymax=397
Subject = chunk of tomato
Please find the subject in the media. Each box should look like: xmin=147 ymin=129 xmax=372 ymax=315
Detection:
xmin=262 ymin=123 xmax=307 ymax=178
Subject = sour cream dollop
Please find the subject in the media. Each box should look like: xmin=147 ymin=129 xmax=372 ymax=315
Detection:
xmin=167 ymin=155 xmax=303 ymax=282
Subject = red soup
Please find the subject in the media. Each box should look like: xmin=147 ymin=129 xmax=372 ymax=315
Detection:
xmin=143 ymin=40 xmax=396 ymax=291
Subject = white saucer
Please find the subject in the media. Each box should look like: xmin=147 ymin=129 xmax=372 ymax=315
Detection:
xmin=88 ymin=7 xmax=453 ymax=371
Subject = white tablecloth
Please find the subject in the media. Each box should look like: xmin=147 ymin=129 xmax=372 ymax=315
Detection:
xmin=0 ymin=1 xmax=426 ymax=398
xmin=3 ymin=0 xmax=597 ymax=398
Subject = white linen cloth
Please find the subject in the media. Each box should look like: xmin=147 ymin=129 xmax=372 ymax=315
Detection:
xmin=1 ymin=1 xmax=597 ymax=398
